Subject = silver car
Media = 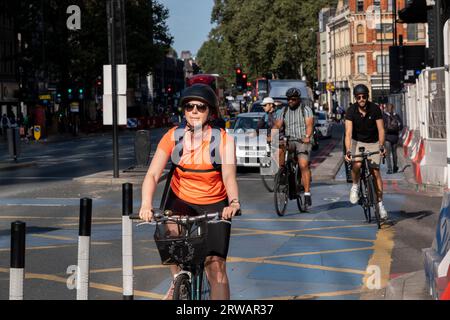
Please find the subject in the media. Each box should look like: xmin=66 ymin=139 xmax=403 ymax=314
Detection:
xmin=226 ymin=112 xmax=268 ymax=167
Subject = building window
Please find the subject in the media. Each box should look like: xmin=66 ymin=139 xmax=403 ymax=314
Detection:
xmin=376 ymin=55 xmax=389 ymax=73
xmin=357 ymin=56 xmax=366 ymax=74
xmin=387 ymin=0 xmax=393 ymax=12
xmin=373 ymin=0 xmax=380 ymax=9
xmin=407 ymin=24 xmax=419 ymax=41
xmin=357 ymin=0 xmax=364 ymax=12
xmin=377 ymin=24 xmax=393 ymax=41
xmin=357 ymin=25 xmax=364 ymax=43
xmin=418 ymin=23 xmax=426 ymax=40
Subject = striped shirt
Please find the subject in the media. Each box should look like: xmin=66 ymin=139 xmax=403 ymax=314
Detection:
xmin=278 ymin=105 xmax=314 ymax=140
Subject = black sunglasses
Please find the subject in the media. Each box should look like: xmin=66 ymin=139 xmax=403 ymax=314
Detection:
xmin=183 ymin=103 xmax=208 ymax=113
xmin=356 ymin=95 xmax=368 ymax=101
xmin=287 ymin=97 xmax=299 ymax=101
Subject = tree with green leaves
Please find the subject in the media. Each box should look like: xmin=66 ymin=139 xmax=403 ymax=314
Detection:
xmin=10 ymin=0 xmax=172 ymax=103
xmin=197 ymin=0 xmax=337 ymax=87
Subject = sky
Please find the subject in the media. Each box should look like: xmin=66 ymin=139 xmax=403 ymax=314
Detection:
xmin=159 ymin=0 xmax=215 ymax=57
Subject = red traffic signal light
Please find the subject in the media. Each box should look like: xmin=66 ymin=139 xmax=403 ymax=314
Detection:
xmin=242 ymin=74 xmax=247 ymax=80
xmin=236 ymin=68 xmax=242 ymax=74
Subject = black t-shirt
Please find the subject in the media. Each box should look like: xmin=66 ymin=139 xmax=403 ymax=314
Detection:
xmin=345 ymin=102 xmax=383 ymax=143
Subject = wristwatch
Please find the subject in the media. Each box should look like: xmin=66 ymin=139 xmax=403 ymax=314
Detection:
xmin=230 ymin=199 xmax=240 ymax=206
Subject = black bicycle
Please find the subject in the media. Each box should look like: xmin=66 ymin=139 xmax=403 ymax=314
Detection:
xmin=351 ymin=147 xmax=383 ymax=229
xmin=131 ymin=209 xmax=239 ymax=300
xmin=273 ymin=137 xmax=308 ymax=216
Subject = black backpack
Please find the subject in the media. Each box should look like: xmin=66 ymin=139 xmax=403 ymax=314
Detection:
xmin=385 ymin=114 xmax=400 ymax=134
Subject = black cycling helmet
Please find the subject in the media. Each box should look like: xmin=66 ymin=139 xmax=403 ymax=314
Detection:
xmin=353 ymin=84 xmax=369 ymax=97
xmin=285 ymin=87 xmax=302 ymax=98
xmin=180 ymin=84 xmax=219 ymax=116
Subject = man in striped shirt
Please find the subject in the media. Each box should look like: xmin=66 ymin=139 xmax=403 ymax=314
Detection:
xmin=273 ymin=88 xmax=314 ymax=206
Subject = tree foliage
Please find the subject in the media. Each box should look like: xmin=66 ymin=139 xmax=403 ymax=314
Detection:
xmin=197 ymin=0 xmax=337 ymax=85
xmin=8 ymin=0 xmax=172 ymax=99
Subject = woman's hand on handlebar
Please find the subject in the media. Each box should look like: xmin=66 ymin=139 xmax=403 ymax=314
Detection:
xmin=222 ymin=202 xmax=240 ymax=220
xmin=139 ymin=205 xmax=153 ymax=222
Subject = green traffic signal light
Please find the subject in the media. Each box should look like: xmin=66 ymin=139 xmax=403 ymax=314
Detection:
xmin=79 ymin=88 xmax=83 ymax=94
xmin=68 ymin=88 xmax=72 ymax=93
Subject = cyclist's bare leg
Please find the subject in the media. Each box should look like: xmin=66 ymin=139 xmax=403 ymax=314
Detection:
xmin=298 ymin=157 xmax=311 ymax=193
xmin=204 ymin=256 xmax=230 ymax=300
xmin=351 ymin=161 xmax=362 ymax=183
xmin=370 ymin=168 xmax=383 ymax=202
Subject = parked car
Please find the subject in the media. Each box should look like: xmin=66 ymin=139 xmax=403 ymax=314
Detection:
xmin=315 ymin=111 xmax=333 ymax=139
xmin=226 ymin=112 xmax=267 ymax=167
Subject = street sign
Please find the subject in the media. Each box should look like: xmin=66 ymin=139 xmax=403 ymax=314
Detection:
xmin=326 ymin=83 xmax=335 ymax=92
xmin=33 ymin=126 xmax=41 ymax=141
xmin=39 ymin=94 xmax=52 ymax=100
xmin=103 ymin=64 xmax=127 ymax=125
xmin=70 ymin=102 xmax=80 ymax=112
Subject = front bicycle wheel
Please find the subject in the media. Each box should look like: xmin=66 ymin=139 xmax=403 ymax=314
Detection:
xmin=261 ymin=174 xmax=275 ymax=192
xmin=295 ymin=166 xmax=307 ymax=212
xmin=367 ymin=176 xmax=381 ymax=229
xmin=360 ymin=180 xmax=371 ymax=223
xmin=173 ymin=273 xmax=191 ymax=300
xmin=274 ymin=167 xmax=289 ymax=216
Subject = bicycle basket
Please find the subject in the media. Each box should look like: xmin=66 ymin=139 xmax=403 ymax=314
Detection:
xmin=153 ymin=219 xmax=209 ymax=265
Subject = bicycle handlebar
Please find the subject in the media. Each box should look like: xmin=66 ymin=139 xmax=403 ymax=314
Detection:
xmin=352 ymin=150 xmax=382 ymax=158
xmin=129 ymin=208 xmax=241 ymax=223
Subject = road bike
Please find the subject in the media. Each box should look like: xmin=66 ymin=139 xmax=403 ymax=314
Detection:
xmin=131 ymin=208 xmax=239 ymax=300
xmin=352 ymin=147 xmax=384 ymax=229
xmin=273 ymin=137 xmax=308 ymax=216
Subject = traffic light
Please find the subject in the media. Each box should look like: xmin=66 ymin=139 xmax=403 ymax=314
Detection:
xmin=167 ymin=84 xmax=173 ymax=95
xmin=56 ymin=93 xmax=62 ymax=103
xmin=78 ymin=88 xmax=84 ymax=100
xmin=241 ymin=73 xmax=248 ymax=89
xmin=68 ymin=88 xmax=73 ymax=100
xmin=235 ymin=67 xmax=243 ymax=89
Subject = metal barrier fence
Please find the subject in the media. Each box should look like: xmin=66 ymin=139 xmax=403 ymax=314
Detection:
xmin=426 ymin=68 xmax=447 ymax=139
xmin=389 ymin=67 xmax=446 ymax=142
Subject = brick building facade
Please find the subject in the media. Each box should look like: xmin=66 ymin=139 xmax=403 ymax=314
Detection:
xmin=325 ymin=0 xmax=426 ymax=109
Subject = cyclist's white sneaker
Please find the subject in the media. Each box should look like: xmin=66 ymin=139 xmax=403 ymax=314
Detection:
xmin=378 ymin=202 xmax=388 ymax=220
xmin=349 ymin=184 xmax=359 ymax=204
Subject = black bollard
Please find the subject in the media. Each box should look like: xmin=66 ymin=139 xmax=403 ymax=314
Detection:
xmin=10 ymin=221 xmax=26 ymax=300
xmin=122 ymin=183 xmax=134 ymax=300
xmin=77 ymin=198 xmax=92 ymax=300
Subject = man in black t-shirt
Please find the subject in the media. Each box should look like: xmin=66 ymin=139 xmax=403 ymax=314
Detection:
xmin=344 ymin=84 xmax=388 ymax=220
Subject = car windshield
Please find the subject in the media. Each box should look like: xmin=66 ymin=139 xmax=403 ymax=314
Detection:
xmin=268 ymin=81 xmax=309 ymax=99
xmin=251 ymin=103 xmax=264 ymax=113
xmin=234 ymin=117 xmax=261 ymax=131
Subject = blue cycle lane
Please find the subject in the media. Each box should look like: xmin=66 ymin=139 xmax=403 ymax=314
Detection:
xmin=0 ymin=179 xmax=399 ymax=300
xmin=225 ymin=180 xmax=396 ymax=300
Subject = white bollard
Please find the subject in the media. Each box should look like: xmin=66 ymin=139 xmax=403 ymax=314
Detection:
xmin=77 ymin=198 xmax=92 ymax=300
xmin=122 ymin=183 xmax=134 ymax=300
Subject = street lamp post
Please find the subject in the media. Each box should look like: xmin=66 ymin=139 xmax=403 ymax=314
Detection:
xmin=108 ymin=0 xmax=119 ymax=178
xmin=379 ymin=5 xmax=385 ymax=103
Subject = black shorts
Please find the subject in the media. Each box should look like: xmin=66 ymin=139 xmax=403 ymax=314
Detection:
xmin=164 ymin=189 xmax=231 ymax=259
